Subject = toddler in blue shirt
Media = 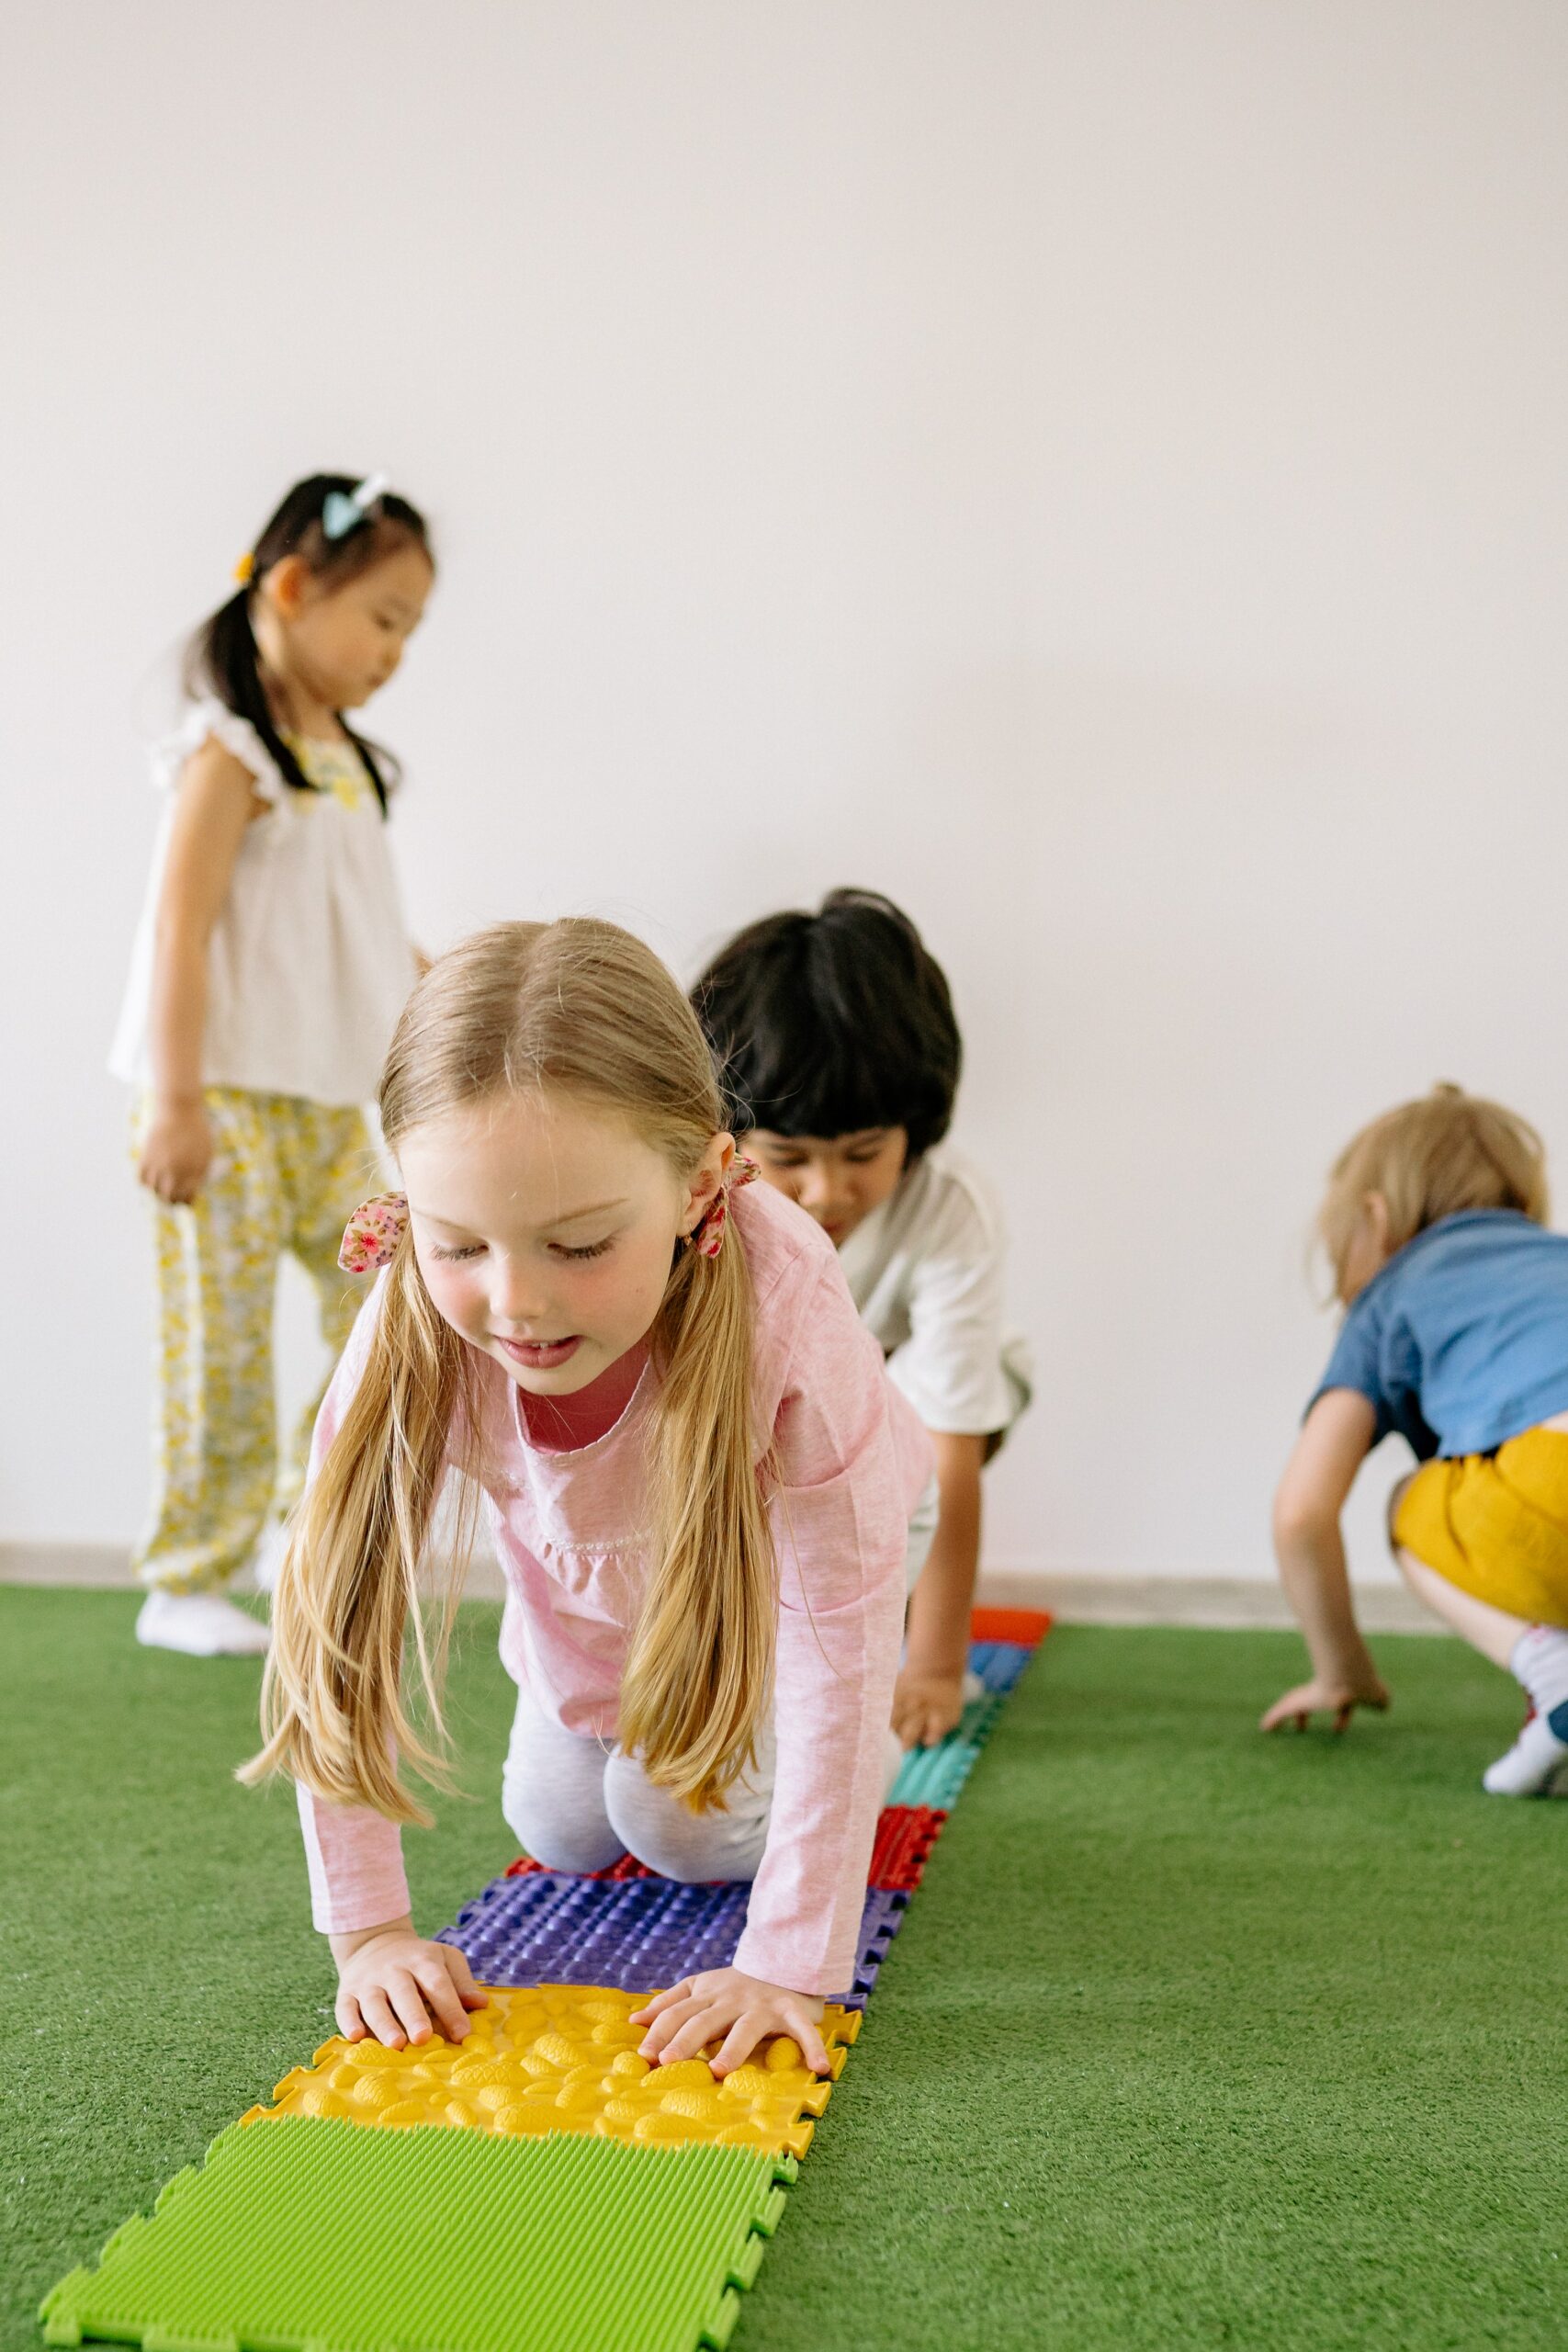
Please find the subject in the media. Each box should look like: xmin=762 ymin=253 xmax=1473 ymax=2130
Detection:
xmin=1266 ymin=1083 xmax=1568 ymax=1793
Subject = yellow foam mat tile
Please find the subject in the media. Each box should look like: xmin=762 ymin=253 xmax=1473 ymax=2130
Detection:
xmin=241 ymin=1984 xmax=861 ymax=2161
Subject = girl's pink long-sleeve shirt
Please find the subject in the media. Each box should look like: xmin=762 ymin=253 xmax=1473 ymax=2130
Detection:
xmin=296 ymin=1180 xmax=935 ymax=1996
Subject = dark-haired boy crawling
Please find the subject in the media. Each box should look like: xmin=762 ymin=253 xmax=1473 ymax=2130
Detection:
xmin=693 ymin=890 xmax=1032 ymax=1748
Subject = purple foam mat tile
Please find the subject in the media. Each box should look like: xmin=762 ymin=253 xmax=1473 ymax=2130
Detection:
xmin=437 ymin=1874 xmax=908 ymax=2006
xmin=840 ymin=1887 xmax=910 ymax=2007
xmin=438 ymin=1873 xmax=751 ymax=1985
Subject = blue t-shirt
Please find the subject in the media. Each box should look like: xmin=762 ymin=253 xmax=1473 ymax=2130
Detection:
xmin=1310 ymin=1210 xmax=1568 ymax=1459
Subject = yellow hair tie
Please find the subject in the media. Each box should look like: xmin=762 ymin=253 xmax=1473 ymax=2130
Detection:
xmin=232 ymin=550 xmax=255 ymax=585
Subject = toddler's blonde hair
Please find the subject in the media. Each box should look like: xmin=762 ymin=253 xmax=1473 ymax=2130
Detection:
xmin=1318 ymin=1081 xmax=1549 ymax=1296
xmin=241 ymin=918 xmax=775 ymax=1826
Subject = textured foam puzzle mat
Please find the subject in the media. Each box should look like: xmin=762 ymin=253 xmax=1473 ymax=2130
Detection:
xmin=868 ymin=1804 xmax=949 ymax=1891
xmin=243 ymin=1983 xmax=861 ymax=2158
xmin=889 ymin=1690 xmax=1008 ymax=1806
xmin=41 ymin=2114 xmax=795 ymax=2352
xmin=439 ymin=1871 xmax=908 ymax=2004
xmin=41 ymin=1612 xmax=1050 ymax=2349
xmin=969 ymin=1638 xmax=1036 ymax=1693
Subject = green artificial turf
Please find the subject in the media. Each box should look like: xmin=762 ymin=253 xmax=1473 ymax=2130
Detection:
xmin=5 ymin=1589 xmax=1566 ymax=2352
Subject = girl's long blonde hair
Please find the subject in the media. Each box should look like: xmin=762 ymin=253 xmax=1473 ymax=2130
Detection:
xmin=1318 ymin=1080 xmax=1549 ymax=1296
xmin=240 ymin=919 xmax=776 ymax=1825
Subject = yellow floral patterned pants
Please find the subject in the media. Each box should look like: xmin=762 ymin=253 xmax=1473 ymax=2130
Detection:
xmin=132 ymin=1089 xmax=378 ymax=1593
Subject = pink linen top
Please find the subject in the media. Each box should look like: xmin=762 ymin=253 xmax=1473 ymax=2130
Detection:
xmin=295 ymin=1180 xmax=935 ymax=1996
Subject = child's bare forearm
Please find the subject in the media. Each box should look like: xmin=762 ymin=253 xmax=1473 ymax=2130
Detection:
xmin=905 ymin=1432 xmax=986 ymax=1673
xmin=904 ymin=1536 xmax=976 ymax=1673
xmin=1274 ymin=1517 xmax=1380 ymax=1690
xmin=148 ymin=930 xmax=209 ymax=1104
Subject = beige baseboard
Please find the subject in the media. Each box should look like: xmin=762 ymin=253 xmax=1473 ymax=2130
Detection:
xmin=0 ymin=1542 xmax=130 ymax=1589
xmin=975 ymin=1567 xmax=1439 ymax=1635
xmin=0 ymin=1540 xmax=1441 ymax=1634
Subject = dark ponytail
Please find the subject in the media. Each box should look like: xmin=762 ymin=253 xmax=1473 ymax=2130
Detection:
xmin=183 ymin=474 xmax=432 ymax=815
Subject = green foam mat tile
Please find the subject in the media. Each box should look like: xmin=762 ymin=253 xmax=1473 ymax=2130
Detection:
xmin=41 ymin=2113 xmax=795 ymax=2352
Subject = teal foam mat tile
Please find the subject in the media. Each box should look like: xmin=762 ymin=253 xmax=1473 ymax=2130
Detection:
xmin=889 ymin=1692 xmax=1007 ymax=1806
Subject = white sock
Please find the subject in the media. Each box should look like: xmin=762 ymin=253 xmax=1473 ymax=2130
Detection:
xmin=135 ymin=1589 xmax=271 ymax=1657
xmin=1483 ymin=1625 xmax=1568 ymax=1795
xmin=1510 ymin=1623 xmax=1568 ymax=1716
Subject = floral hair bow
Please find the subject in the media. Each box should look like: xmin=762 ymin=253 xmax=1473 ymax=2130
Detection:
xmin=339 ymin=1192 xmax=410 ymax=1273
xmin=690 ymin=1154 xmax=759 ymax=1258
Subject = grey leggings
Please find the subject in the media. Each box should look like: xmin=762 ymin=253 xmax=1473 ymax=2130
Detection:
xmin=502 ymin=1476 xmax=940 ymax=1881
xmin=501 ymin=1679 xmax=777 ymax=1880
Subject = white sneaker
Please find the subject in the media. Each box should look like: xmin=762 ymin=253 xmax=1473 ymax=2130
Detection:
xmin=135 ymin=1589 xmax=272 ymax=1657
xmin=1483 ymin=1703 xmax=1568 ymax=1795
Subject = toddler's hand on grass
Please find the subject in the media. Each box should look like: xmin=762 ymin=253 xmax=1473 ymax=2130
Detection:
xmin=629 ymin=1968 xmax=829 ymax=2077
xmin=1260 ymin=1675 xmax=1390 ymax=1735
xmin=333 ymin=1926 xmax=488 ymax=2048
xmin=893 ymin=1665 xmax=965 ymax=1749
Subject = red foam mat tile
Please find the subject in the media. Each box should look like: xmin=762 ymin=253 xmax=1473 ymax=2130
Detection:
xmin=867 ymin=1804 xmax=949 ymax=1892
xmin=970 ymin=1606 xmax=1053 ymax=1645
xmin=505 ymin=1852 xmax=656 ymax=1882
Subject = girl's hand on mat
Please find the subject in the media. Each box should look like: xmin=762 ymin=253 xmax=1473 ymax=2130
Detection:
xmin=893 ymin=1665 xmax=966 ymax=1749
xmin=1260 ymin=1675 xmax=1390 ymax=1735
xmin=138 ymin=1100 xmax=214 ymax=1205
xmin=331 ymin=1922 xmax=489 ymax=2048
xmin=629 ymin=1969 xmax=829 ymax=2077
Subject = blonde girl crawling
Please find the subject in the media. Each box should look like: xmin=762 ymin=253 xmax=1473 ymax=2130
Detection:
xmin=243 ymin=919 xmax=934 ymax=2075
xmin=1266 ymin=1084 xmax=1568 ymax=1794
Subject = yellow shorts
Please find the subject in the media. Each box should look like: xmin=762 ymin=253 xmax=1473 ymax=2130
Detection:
xmin=1393 ymin=1426 xmax=1568 ymax=1627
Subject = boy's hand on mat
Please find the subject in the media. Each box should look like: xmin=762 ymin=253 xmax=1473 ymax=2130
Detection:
xmin=1260 ymin=1675 xmax=1391 ymax=1735
xmin=331 ymin=1923 xmax=489 ymax=2048
xmin=138 ymin=1101 xmax=214 ymax=1204
xmin=629 ymin=1969 xmax=829 ymax=2077
xmin=893 ymin=1665 xmax=966 ymax=1748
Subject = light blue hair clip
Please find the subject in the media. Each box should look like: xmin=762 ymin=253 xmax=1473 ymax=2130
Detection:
xmin=321 ymin=471 xmax=390 ymax=540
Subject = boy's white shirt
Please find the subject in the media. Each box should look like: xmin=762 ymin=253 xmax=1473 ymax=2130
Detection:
xmin=837 ymin=1142 xmax=1032 ymax=1439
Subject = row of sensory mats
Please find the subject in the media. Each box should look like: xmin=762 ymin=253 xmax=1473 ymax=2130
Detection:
xmin=40 ymin=1607 xmax=1050 ymax=2352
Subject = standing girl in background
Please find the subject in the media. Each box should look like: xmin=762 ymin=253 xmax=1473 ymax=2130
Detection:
xmin=111 ymin=473 xmax=433 ymax=1657
xmin=243 ymin=920 xmax=933 ymax=2072
xmin=692 ymin=890 xmax=1030 ymax=1751
xmin=1265 ymin=1085 xmax=1568 ymax=1794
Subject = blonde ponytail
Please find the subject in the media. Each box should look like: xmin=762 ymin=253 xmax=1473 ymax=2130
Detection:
xmin=242 ymin=916 xmax=777 ymax=1826
xmin=238 ymin=1236 xmax=476 ymax=1825
xmin=620 ymin=1212 xmax=777 ymax=1813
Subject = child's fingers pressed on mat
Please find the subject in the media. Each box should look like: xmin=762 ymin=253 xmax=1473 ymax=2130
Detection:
xmin=626 ymin=1981 xmax=687 ymax=2026
xmin=635 ymin=1985 xmax=710 ymax=2060
xmin=716 ymin=2000 xmax=829 ymax=2078
xmin=382 ymin=1965 xmax=446 ymax=2043
xmin=412 ymin=1949 xmax=486 ymax=2041
xmin=335 ymin=1928 xmax=485 ymax=2046
xmin=355 ymin=1986 xmax=409 ymax=2047
xmin=636 ymin=1966 xmax=829 ymax=2075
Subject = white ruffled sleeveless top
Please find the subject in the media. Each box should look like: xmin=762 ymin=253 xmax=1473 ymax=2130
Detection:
xmin=110 ymin=700 xmax=417 ymax=1107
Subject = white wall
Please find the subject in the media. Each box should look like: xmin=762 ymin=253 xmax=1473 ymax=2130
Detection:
xmin=4 ymin=1 xmax=1565 ymax=1583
